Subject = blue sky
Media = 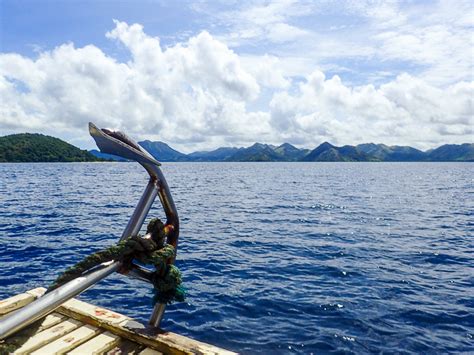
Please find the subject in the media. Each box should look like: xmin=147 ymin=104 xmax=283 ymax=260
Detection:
xmin=0 ymin=0 xmax=472 ymax=151
xmin=2 ymin=1 xmax=196 ymax=56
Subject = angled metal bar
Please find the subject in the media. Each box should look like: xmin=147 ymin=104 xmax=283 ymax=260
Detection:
xmin=121 ymin=179 xmax=159 ymax=241
xmin=0 ymin=261 xmax=120 ymax=339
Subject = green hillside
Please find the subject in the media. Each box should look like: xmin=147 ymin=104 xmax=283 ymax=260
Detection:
xmin=0 ymin=133 xmax=102 ymax=162
xmin=426 ymin=143 xmax=474 ymax=161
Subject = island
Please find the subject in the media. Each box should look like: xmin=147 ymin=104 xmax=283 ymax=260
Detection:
xmin=0 ymin=133 xmax=102 ymax=162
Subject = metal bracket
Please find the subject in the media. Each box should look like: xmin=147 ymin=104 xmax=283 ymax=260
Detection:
xmin=89 ymin=123 xmax=180 ymax=326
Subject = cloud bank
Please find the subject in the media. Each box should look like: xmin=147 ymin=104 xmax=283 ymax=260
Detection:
xmin=0 ymin=20 xmax=472 ymax=151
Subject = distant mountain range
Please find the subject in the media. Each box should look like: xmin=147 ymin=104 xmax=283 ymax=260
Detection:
xmin=0 ymin=132 xmax=472 ymax=163
xmin=90 ymin=140 xmax=473 ymax=162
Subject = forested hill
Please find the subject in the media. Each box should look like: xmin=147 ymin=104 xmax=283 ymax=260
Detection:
xmin=0 ymin=133 xmax=102 ymax=162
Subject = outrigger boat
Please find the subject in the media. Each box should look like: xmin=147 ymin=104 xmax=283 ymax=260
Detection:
xmin=0 ymin=123 xmax=235 ymax=354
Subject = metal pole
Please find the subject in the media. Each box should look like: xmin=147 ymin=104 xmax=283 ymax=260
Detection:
xmin=121 ymin=179 xmax=159 ymax=241
xmin=149 ymin=304 xmax=167 ymax=327
xmin=0 ymin=261 xmax=120 ymax=340
xmin=142 ymin=163 xmax=180 ymax=328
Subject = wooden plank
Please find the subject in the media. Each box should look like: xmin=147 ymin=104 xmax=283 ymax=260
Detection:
xmin=30 ymin=324 xmax=100 ymax=354
xmin=13 ymin=319 xmax=82 ymax=354
xmin=32 ymin=312 xmax=67 ymax=332
xmin=57 ymin=300 xmax=236 ymax=355
xmin=61 ymin=298 xmax=128 ymax=325
xmin=0 ymin=287 xmax=47 ymax=318
xmin=68 ymin=331 xmax=120 ymax=355
xmin=139 ymin=347 xmax=163 ymax=355
xmin=139 ymin=329 xmax=236 ymax=355
xmin=1 ymin=313 xmax=68 ymax=354
xmin=25 ymin=287 xmax=47 ymax=298
xmin=0 ymin=293 xmax=35 ymax=315
xmin=106 ymin=339 xmax=144 ymax=355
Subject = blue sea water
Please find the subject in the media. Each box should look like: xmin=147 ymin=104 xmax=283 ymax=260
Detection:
xmin=0 ymin=162 xmax=473 ymax=354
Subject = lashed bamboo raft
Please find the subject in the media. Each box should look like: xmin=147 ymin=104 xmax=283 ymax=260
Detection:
xmin=0 ymin=288 xmax=235 ymax=354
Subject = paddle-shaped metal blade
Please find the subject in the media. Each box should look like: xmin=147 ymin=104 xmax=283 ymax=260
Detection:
xmin=89 ymin=122 xmax=161 ymax=166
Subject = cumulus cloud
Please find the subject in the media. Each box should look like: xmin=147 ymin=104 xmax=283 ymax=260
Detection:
xmin=239 ymin=55 xmax=290 ymax=89
xmin=270 ymin=71 xmax=473 ymax=148
xmin=0 ymin=20 xmax=472 ymax=151
xmin=0 ymin=21 xmax=272 ymax=150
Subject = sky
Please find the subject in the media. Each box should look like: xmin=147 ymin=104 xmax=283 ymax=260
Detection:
xmin=0 ymin=0 xmax=473 ymax=152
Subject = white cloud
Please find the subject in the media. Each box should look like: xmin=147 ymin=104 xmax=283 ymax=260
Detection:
xmin=240 ymin=54 xmax=290 ymax=89
xmin=209 ymin=0 xmax=312 ymax=47
xmin=263 ymin=22 xmax=310 ymax=44
xmin=0 ymin=20 xmax=472 ymax=152
xmin=351 ymin=0 xmax=473 ymax=86
xmin=270 ymin=71 xmax=473 ymax=149
xmin=0 ymin=21 xmax=273 ymax=150
xmin=198 ymin=0 xmax=473 ymax=87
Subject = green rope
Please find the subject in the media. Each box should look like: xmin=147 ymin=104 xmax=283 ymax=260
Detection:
xmin=47 ymin=218 xmax=185 ymax=304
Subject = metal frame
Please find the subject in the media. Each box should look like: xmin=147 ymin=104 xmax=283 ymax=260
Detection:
xmin=0 ymin=123 xmax=179 ymax=339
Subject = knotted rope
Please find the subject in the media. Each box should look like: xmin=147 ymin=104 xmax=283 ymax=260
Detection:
xmin=47 ymin=218 xmax=185 ymax=304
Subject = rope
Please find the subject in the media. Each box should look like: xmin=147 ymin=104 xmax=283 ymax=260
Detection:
xmin=47 ymin=218 xmax=185 ymax=304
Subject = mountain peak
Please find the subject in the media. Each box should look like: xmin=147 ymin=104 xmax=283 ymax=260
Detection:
xmin=278 ymin=142 xmax=297 ymax=149
xmin=319 ymin=141 xmax=335 ymax=148
xmin=140 ymin=140 xmax=170 ymax=147
xmin=138 ymin=140 xmax=189 ymax=161
xmin=250 ymin=142 xmax=268 ymax=149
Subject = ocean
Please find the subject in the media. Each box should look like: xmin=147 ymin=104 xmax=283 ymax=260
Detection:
xmin=0 ymin=162 xmax=473 ymax=354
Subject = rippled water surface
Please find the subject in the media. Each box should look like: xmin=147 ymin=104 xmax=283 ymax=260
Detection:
xmin=1 ymin=162 xmax=473 ymax=353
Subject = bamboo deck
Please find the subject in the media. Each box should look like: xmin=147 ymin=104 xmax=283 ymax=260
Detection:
xmin=0 ymin=288 xmax=236 ymax=355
